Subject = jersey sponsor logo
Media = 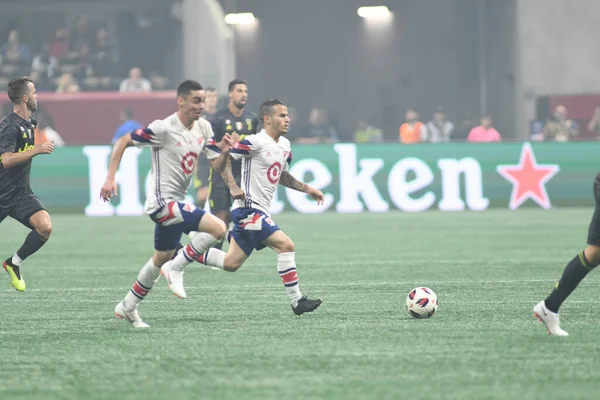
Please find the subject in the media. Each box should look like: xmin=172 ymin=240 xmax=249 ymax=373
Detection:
xmin=181 ymin=152 xmax=198 ymax=174
xmin=267 ymin=161 xmax=282 ymax=184
xmin=18 ymin=143 xmax=35 ymax=153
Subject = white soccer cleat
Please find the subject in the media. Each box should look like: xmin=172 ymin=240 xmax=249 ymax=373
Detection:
xmin=533 ymin=301 xmax=569 ymax=336
xmin=161 ymin=261 xmax=187 ymax=299
xmin=114 ymin=301 xmax=150 ymax=329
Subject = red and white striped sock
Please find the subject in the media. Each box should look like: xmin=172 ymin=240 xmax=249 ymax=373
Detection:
xmin=172 ymin=233 xmax=220 ymax=271
xmin=124 ymin=258 xmax=160 ymax=309
xmin=277 ymin=252 xmax=303 ymax=307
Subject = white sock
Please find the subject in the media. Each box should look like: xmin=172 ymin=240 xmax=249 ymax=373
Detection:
xmin=124 ymin=258 xmax=161 ymax=309
xmin=172 ymin=232 xmax=220 ymax=271
xmin=11 ymin=253 xmax=23 ymax=267
xmin=277 ymin=252 xmax=303 ymax=307
xmin=202 ymin=248 xmax=225 ymax=270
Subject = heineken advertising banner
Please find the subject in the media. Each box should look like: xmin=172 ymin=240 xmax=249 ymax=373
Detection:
xmin=29 ymin=142 xmax=597 ymax=215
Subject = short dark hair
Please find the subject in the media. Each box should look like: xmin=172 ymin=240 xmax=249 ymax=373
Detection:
xmin=259 ymin=99 xmax=286 ymax=121
xmin=228 ymin=79 xmax=247 ymax=93
xmin=205 ymin=86 xmax=217 ymax=93
xmin=7 ymin=76 xmax=33 ymax=104
xmin=177 ymin=80 xmax=203 ymax=98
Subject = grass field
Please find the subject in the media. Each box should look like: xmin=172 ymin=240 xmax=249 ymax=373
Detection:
xmin=2 ymin=209 xmax=600 ymax=400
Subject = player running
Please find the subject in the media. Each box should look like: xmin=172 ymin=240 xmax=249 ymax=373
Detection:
xmin=534 ymin=172 xmax=600 ymax=336
xmin=161 ymin=99 xmax=324 ymax=315
xmin=1 ymin=77 xmax=54 ymax=292
xmin=100 ymin=80 xmax=234 ymax=328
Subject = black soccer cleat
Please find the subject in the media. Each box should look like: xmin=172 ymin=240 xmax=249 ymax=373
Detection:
xmin=292 ymin=296 xmax=322 ymax=315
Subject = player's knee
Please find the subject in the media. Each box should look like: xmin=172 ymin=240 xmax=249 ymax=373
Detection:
xmin=584 ymin=245 xmax=600 ymax=266
xmin=211 ymin=220 xmax=227 ymax=241
xmin=279 ymin=238 xmax=295 ymax=253
xmin=36 ymin=221 xmax=52 ymax=240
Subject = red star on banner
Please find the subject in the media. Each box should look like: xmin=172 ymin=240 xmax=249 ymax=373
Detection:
xmin=496 ymin=142 xmax=560 ymax=210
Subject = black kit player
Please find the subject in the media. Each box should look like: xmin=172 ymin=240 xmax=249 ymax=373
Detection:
xmin=534 ymin=173 xmax=600 ymax=336
xmin=0 ymin=77 xmax=54 ymax=291
xmin=207 ymin=79 xmax=259 ymax=248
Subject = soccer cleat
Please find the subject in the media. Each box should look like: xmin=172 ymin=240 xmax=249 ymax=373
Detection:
xmin=114 ymin=301 xmax=150 ymax=328
xmin=292 ymin=296 xmax=322 ymax=315
xmin=161 ymin=261 xmax=187 ymax=299
xmin=3 ymin=258 xmax=25 ymax=292
xmin=533 ymin=301 xmax=569 ymax=336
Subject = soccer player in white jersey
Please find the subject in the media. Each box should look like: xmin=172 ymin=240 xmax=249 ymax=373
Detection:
xmin=161 ymin=99 xmax=324 ymax=315
xmin=100 ymin=80 xmax=235 ymax=328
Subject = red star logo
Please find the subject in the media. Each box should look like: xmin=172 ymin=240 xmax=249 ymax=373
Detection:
xmin=496 ymin=142 xmax=559 ymax=210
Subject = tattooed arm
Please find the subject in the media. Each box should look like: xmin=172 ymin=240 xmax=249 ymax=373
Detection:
xmin=220 ymin=157 xmax=245 ymax=200
xmin=279 ymin=171 xmax=307 ymax=192
xmin=279 ymin=171 xmax=325 ymax=204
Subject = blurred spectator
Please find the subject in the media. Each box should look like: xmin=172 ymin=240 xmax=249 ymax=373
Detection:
xmin=49 ymin=28 xmax=70 ymax=60
xmin=1 ymin=30 xmax=31 ymax=66
xmin=354 ymin=118 xmax=383 ymax=143
xmin=31 ymin=44 xmax=59 ymax=80
xmin=120 ymin=67 xmax=152 ymax=93
xmin=425 ymin=107 xmax=454 ymax=143
xmin=296 ymin=108 xmax=339 ymax=144
xmin=467 ymin=116 xmax=501 ymax=142
xmin=112 ymin=109 xmax=143 ymax=144
xmin=29 ymin=70 xmax=55 ymax=92
xmin=91 ymin=28 xmax=116 ymax=78
xmin=203 ymin=87 xmax=218 ymax=119
xmin=399 ymin=109 xmax=427 ymax=144
xmin=70 ymin=14 xmax=94 ymax=53
xmin=587 ymin=104 xmax=600 ymax=139
xmin=55 ymin=72 xmax=80 ymax=93
xmin=35 ymin=114 xmax=65 ymax=147
xmin=149 ymin=71 xmax=168 ymax=91
xmin=542 ymin=104 xmax=578 ymax=142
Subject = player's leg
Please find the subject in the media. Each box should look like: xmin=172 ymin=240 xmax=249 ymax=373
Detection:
xmin=534 ymin=173 xmax=600 ymax=336
xmin=3 ymin=194 xmax=50 ymax=292
xmin=115 ymin=212 xmax=182 ymax=328
xmin=161 ymin=204 xmax=226 ymax=298
xmin=262 ymin=230 xmax=322 ymax=315
xmin=209 ymin=186 xmax=232 ymax=250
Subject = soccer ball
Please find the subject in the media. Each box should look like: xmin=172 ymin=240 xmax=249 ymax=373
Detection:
xmin=406 ymin=287 xmax=438 ymax=319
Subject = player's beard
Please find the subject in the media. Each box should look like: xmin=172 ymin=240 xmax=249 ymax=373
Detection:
xmin=27 ymin=99 xmax=37 ymax=113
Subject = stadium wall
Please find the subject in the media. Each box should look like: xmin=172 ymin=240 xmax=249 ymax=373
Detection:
xmin=30 ymin=142 xmax=596 ymax=216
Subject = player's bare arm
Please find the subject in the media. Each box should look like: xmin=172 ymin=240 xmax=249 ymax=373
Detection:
xmin=210 ymin=133 xmax=234 ymax=173
xmin=279 ymin=171 xmax=325 ymax=205
xmin=219 ymin=157 xmax=245 ymax=200
xmin=0 ymin=141 xmax=54 ymax=169
xmin=100 ymin=133 xmax=134 ymax=201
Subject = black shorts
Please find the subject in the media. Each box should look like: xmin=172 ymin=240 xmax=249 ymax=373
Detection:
xmin=209 ymin=185 xmax=232 ymax=213
xmin=0 ymin=191 xmax=46 ymax=229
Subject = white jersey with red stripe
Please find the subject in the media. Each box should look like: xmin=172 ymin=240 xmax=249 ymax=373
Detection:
xmin=230 ymin=129 xmax=292 ymax=214
xmin=130 ymin=112 xmax=220 ymax=214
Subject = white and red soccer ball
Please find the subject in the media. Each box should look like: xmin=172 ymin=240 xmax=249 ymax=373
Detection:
xmin=406 ymin=287 xmax=438 ymax=319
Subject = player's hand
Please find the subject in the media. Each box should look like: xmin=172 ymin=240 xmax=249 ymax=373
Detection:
xmin=306 ymin=186 xmax=325 ymax=205
xmin=230 ymin=186 xmax=246 ymax=201
xmin=218 ymin=133 xmax=235 ymax=153
xmin=35 ymin=141 xmax=54 ymax=155
xmin=230 ymin=132 xmax=241 ymax=142
xmin=100 ymin=179 xmax=118 ymax=202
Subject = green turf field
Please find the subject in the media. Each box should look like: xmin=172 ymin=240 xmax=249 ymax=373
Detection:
xmin=2 ymin=209 xmax=600 ymax=400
